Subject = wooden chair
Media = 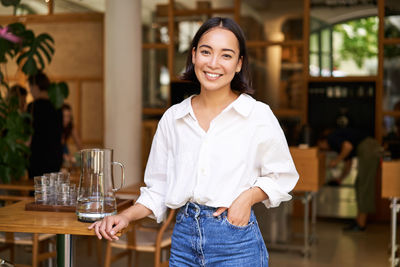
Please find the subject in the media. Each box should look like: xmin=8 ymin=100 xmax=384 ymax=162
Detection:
xmin=0 ymin=232 xmax=56 ymax=267
xmin=104 ymin=209 xmax=176 ymax=267
xmin=0 ymin=188 xmax=56 ymax=267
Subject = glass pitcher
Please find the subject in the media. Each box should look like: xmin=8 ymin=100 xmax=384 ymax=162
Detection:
xmin=76 ymin=148 xmax=125 ymax=222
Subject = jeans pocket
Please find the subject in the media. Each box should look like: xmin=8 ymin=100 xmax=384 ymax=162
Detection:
xmin=175 ymin=210 xmax=185 ymax=223
xmin=223 ymin=215 xmax=254 ymax=230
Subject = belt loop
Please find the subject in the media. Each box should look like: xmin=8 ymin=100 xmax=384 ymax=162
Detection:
xmin=184 ymin=202 xmax=190 ymax=216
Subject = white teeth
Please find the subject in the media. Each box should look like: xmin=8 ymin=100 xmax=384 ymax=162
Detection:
xmin=206 ymin=72 xmax=220 ymax=78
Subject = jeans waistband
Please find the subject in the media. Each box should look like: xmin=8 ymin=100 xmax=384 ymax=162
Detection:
xmin=180 ymin=202 xmax=218 ymax=218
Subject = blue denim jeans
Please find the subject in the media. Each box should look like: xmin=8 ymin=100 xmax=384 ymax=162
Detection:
xmin=169 ymin=202 xmax=269 ymax=266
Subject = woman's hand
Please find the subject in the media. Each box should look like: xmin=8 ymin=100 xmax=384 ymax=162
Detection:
xmin=213 ymin=189 xmax=254 ymax=226
xmin=88 ymin=214 xmax=130 ymax=241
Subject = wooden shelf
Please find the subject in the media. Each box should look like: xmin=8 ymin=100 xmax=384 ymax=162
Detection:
xmin=273 ymin=109 xmax=303 ymax=117
xmin=383 ymin=111 xmax=400 ymax=117
xmin=143 ymin=107 xmax=167 ymax=116
xmin=247 ymin=40 xmax=303 ymax=48
xmin=308 ymin=76 xmax=378 ymax=82
xmin=383 ymin=38 xmax=400 ymax=45
xmin=143 ymin=43 xmax=169 ymax=49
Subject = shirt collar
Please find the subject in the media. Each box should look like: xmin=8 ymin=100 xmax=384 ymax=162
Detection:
xmin=231 ymin=93 xmax=256 ymax=117
xmin=174 ymin=95 xmax=196 ymax=120
xmin=173 ymin=93 xmax=256 ymax=120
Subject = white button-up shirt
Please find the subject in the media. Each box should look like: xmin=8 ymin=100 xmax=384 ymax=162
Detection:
xmin=136 ymin=93 xmax=299 ymax=222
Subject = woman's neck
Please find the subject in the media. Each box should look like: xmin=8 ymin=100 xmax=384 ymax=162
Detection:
xmin=196 ymin=88 xmax=239 ymax=112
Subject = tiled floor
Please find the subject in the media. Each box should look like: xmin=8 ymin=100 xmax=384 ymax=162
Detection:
xmin=0 ymin=218 xmax=392 ymax=266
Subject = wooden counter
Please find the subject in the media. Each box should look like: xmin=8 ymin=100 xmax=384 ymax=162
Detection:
xmin=382 ymin=160 xmax=400 ymax=198
xmin=290 ymin=147 xmax=325 ymax=192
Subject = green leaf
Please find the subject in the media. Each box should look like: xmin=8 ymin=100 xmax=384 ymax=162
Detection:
xmin=34 ymin=51 xmax=45 ymax=70
xmin=48 ymin=82 xmax=69 ymax=109
xmin=21 ymin=56 xmax=38 ymax=75
xmin=1 ymin=0 xmax=20 ymax=7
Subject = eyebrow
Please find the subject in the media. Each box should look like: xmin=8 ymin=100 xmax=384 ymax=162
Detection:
xmin=199 ymin=44 xmax=236 ymax=54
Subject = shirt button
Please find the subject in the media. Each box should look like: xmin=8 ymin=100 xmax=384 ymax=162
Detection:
xmin=201 ymin=168 xmax=206 ymax=175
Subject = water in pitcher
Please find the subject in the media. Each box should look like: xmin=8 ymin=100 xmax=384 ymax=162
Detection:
xmin=76 ymin=196 xmax=117 ymax=222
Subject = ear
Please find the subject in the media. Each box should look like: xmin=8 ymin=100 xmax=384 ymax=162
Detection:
xmin=236 ymin=56 xmax=243 ymax=73
xmin=192 ymin=47 xmax=196 ymax=65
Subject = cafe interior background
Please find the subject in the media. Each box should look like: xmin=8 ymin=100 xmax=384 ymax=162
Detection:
xmin=0 ymin=0 xmax=400 ymax=266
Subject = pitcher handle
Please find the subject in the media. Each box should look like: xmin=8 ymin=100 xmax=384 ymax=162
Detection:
xmin=111 ymin=161 xmax=125 ymax=192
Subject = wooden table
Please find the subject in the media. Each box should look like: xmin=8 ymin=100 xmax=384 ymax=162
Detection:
xmin=381 ymin=160 xmax=400 ymax=267
xmin=0 ymin=200 xmax=95 ymax=267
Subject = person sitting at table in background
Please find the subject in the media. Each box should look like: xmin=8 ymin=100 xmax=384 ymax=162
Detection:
xmin=8 ymin=84 xmax=28 ymax=112
xmin=61 ymin=103 xmax=82 ymax=167
xmin=317 ymin=128 xmax=381 ymax=232
xmin=27 ymin=71 xmax=63 ymax=179
xmin=90 ymin=17 xmax=299 ymax=266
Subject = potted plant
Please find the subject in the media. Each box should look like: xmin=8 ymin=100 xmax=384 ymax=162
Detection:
xmin=0 ymin=21 xmax=68 ymax=183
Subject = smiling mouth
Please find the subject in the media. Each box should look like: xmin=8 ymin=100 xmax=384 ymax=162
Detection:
xmin=204 ymin=72 xmax=222 ymax=79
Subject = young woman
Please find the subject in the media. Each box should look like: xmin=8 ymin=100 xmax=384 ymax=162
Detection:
xmin=89 ymin=17 xmax=298 ymax=266
xmin=61 ymin=103 xmax=82 ymax=166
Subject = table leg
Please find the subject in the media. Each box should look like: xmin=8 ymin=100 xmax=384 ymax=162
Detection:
xmin=57 ymin=234 xmax=73 ymax=267
xmin=390 ymin=198 xmax=399 ymax=267
xmin=311 ymin=192 xmax=317 ymax=244
xmin=302 ymin=192 xmax=310 ymax=257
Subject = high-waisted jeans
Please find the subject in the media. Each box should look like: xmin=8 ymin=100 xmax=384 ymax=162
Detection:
xmin=169 ymin=202 xmax=269 ymax=266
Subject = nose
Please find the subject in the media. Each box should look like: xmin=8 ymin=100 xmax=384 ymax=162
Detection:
xmin=207 ymin=55 xmax=218 ymax=68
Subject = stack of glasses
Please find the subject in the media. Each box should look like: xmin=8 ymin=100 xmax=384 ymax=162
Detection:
xmin=34 ymin=172 xmax=77 ymax=206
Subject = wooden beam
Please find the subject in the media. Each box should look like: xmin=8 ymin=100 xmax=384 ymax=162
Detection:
xmin=377 ymin=0 xmax=384 ymax=142
xmin=143 ymin=107 xmax=167 ymax=116
xmin=142 ymin=43 xmax=169 ymax=49
xmin=383 ymin=38 xmax=400 ymax=45
xmin=0 ymin=13 xmax=103 ymax=24
xmin=308 ymin=76 xmax=378 ymax=82
xmin=303 ymin=0 xmax=310 ymax=125
xmin=174 ymin=8 xmax=235 ymax=16
xmin=247 ymin=40 xmax=304 ymax=47
xmin=48 ymin=0 xmax=54 ymax=15
xmin=168 ymin=0 xmax=175 ymax=107
xmin=383 ymin=111 xmax=400 ymax=117
xmin=273 ymin=109 xmax=303 ymax=118
xmin=234 ymin=0 xmax=241 ymax=24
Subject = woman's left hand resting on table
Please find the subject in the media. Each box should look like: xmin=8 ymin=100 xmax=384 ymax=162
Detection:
xmin=88 ymin=203 xmax=152 ymax=241
xmin=213 ymin=187 xmax=268 ymax=227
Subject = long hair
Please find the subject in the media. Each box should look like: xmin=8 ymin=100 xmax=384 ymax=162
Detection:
xmin=181 ymin=17 xmax=253 ymax=94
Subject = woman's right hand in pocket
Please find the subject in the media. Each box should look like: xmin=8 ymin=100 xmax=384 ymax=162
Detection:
xmin=88 ymin=214 xmax=130 ymax=241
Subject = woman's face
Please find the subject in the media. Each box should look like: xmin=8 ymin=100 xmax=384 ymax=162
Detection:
xmin=192 ymin=27 xmax=242 ymax=93
xmin=63 ymin=109 xmax=72 ymax=127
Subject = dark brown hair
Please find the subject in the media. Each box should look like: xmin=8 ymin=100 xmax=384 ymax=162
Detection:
xmin=62 ymin=103 xmax=73 ymax=143
xmin=181 ymin=17 xmax=253 ymax=94
xmin=28 ymin=71 xmax=50 ymax=92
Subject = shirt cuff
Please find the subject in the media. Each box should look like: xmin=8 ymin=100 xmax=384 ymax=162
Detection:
xmin=253 ymin=178 xmax=293 ymax=208
xmin=135 ymin=187 xmax=167 ymax=223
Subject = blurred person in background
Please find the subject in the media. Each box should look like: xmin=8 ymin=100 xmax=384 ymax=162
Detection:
xmin=8 ymin=84 xmax=28 ymax=112
xmin=61 ymin=103 xmax=82 ymax=167
xmin=318 ymin=128 xmax=381 ymax=231
xmin=27 ymin=71 xmax=63 ymax=179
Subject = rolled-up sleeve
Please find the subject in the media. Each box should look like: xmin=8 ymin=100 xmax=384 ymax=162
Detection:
xmin=252 ymin=110 xmax=299 ymax=208
xmin=135 ymin=116 xmax=169 ymax=223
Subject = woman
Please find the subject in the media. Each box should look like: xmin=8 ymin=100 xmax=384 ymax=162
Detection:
xmin=90 ymin=17 xmax=298 ymax=266
xmin=61 ymin=103 xmax=82 ymax=166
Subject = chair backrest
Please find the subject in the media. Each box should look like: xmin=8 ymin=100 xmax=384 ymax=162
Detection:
xmin=154 ymin=209 xmax=175 ymax=267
